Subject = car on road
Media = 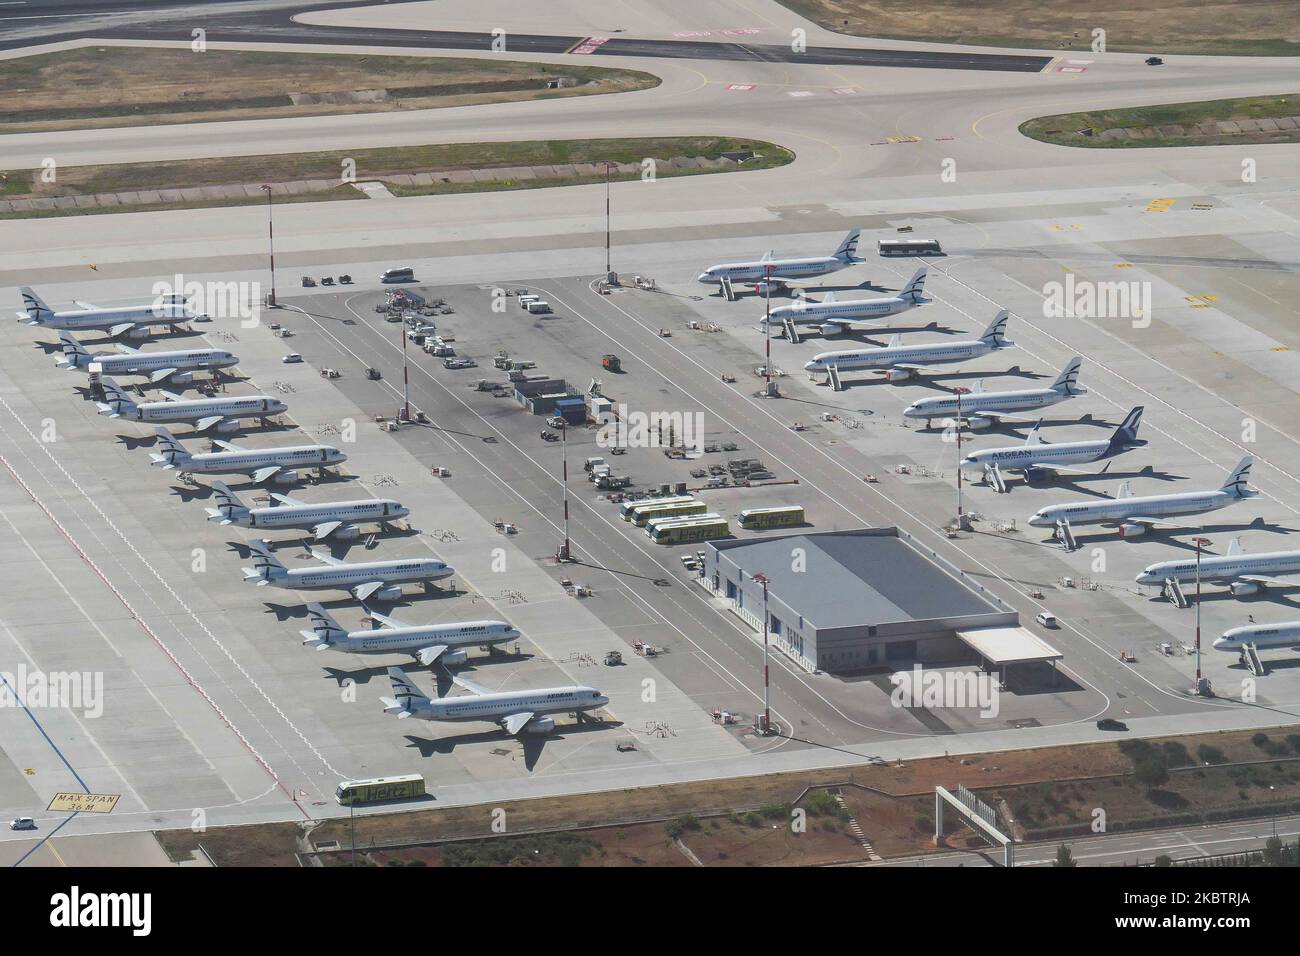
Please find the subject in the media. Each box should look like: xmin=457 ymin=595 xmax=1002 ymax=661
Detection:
xmin=1096 ymin=718 xmax=1128 ymax=732
xmin=9 ymin=817 xmax=35 ymax=831
xmin=282 ymin=353 xmax=303 ymax=364
xmin=1035 ymin=611 xmax=1058 ymax=628
xmin=1145 ymin=56 xmax=1164 ymax=66
xmin=443 ymin=357 xmax=476 ymax=369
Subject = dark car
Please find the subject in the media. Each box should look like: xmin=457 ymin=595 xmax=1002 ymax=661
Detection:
xmin=1096 ymin=718 xmax=1128 ymax=731
xmin=1145 ymin=56 xmax=1163 ymax=66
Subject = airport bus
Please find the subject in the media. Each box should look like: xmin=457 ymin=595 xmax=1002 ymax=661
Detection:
xmin=631 ymin=500 xmax=708 ymax=527
xmin=619 ymin=495 xmax=695 ymax=522
xmin=648 ymin=515 xmax=730 ymax=545
xmin=878 ymin=238 xmax=942 ymax=257
xmin=335 ymin=774 xmax=426 ymax=806
xmin=738 ymin=505 xmax=806 ymax=530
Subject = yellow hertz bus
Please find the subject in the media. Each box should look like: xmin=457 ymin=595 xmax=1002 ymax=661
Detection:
xmin=620 ymin=495 xmax=696 ymax=522
xmin=738 ymin=505 xmax=805 ymax=530
xmin=648 ymin=514 xmax=730 ymax=545
xmin=335 ymin=774 xmax=426 ymax=806
xmin=631 ymin=500 xmax=708 ymax=527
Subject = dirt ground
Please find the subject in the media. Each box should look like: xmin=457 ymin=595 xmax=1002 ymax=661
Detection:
xmin=780 ymin=0 xmax=1300 ymax=55
xmin=1021 ymin=93 xmax=1300 ymax=148
xmin=0 ymin=47 xmax=658 ymax=133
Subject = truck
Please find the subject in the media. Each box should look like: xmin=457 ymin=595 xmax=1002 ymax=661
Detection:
xmin=601 ymin=354 xmax=622 ymax=373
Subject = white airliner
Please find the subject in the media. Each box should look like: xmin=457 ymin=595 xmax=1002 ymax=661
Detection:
xmin=765 ymin=268 xmax=928 ymax=334
xmin=382 ymin=667 xmax=608 ymax=736
xmin=301 ymin=603 xmax=520 ymax=666
xmin=206 ymin=481 xmax=409 ymax=541
xmin=804 ymin=310 xmax=1012 ymax=381
xmin=904 ymin=357 xmax=1085 ymax=427
xmin=696 ymin=229 xmax=862 ymax=292
xmin=1215 ymin=622 xmax=1300 ymax=654
xmin=57 ymin=331 xmax=238 ymax=384
xmin=18 ymin=287 xmax=195 ymax=339
xmin=96 ymin=376 xmax=287 ymax=432
xmin=961 ymin=407 xmax=1145 ymax=478
xmin=1027 ymin=457 xmax=1256 ymax=537
xmin=241 ymin=540 xmax=453 ymax=602
xmin=150 ymin=426 xmax=345 ymax=485
xmin=1137 ymin=539 xmax=1300 ymax=596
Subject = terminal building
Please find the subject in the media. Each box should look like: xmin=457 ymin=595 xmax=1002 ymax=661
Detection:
xmin=700 ymin=528 xmax=1060 ymax=679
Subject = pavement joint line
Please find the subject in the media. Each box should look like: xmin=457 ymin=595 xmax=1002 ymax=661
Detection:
xmin=0 ymin=391 xmax=341 ymax=799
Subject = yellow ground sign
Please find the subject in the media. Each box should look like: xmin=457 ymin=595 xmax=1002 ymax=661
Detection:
xmin=47 ymin=792 xmax=120 ymax=813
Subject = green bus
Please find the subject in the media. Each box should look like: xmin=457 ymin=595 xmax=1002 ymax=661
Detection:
xmin=738 ymin=505 xmax=805 ymax=530
xmin=619 ymin=495 xmax=695 ymax=521
xmin=335 ymin=774 xmax=426 ymax=806
xmin=631 ymin=500 xmax=707 ymax=527
xmin=648 ymin=515 xmax=730 ymax=545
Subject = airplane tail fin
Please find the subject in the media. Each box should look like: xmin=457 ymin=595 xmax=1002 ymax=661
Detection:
xmin=95 ymin=376 xmax=136 ymax=416
xmin=241 ymin=539 xmax=286 ymax=582
xmin=205 ymin=480 xmax=249 ymax=523
xmin=300 ymin=602 xmax=346 ymax=648
xmin=1026 ymin=420 xmax=1044 ymax=446
xmin=900 ymin=267 xmax=928 ymax=303
xmin=56 ymin=331 xmax=91 ymax=368
xmin=148 ymin=426 xmax=190 ymax=468
xmin=20 ymin=287 xmax=53 ymax=325
xmin=382 ymin=666 xmax=429 ymax=717
xmin=980 ymin=310 xmax=1011 ymax=347
xmin=1220 ymin=456 xmax=1256 ymax=498
xmin=1050 ymin=356 xmax=1084 ymax=394
xmin=834 ymin=228 xmax=862 ymax=262
xmin=1107 ymin=406 xmax=1145 ymax=453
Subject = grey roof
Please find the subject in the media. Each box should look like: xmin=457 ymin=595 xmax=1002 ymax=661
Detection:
xmin=711 ymin=530 xmax=998 ymax=629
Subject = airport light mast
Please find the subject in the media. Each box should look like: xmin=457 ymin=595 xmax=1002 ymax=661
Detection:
xmin=763 ymin=264 xmax=776 ymax=397
xmin=1193 ymin=535 xmax=1211 ymax=695
xmin=951 ymin=385 xmax=970 ymax=529
xmin=602 ymin=160 xmax=618 ymax=280
xmin=752 ymin=571 xmax=772 ymax=735
xmin=558 ymin=423 xmax=572 ymax=562
xmin=260 ymin=184 xmax=277 ymax=308
xmin=399 ymin=325 xmax=412 ymax=421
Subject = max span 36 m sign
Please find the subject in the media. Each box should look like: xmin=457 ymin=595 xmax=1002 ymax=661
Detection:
xmin=47 ymin=792 xmax=120 ymax=814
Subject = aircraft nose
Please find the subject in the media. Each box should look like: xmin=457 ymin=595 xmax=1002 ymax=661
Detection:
xmin=696 ymin=272 xmax=711 ymax=283
xmin=1212 ymin=637 xmax=1228 ymax=650
xmin=803 ymin=360 xmax=820 ymax=371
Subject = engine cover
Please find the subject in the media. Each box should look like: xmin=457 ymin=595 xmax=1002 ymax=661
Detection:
xmin=1229 ymin=581 xmax=1260 ymax=597
xmin=885 ymin=368 xmax=915 ymax=382
xmin=819 ymin=323 xmax=845 ymax=336
xmin=127 ymin=327 xmax=151 ymax=340
xmin=376 ymin=584 xmax=403 ymax=602
xmin=216 ymin=419 xmax=240 ymax=433
xmin=967 ymin=416 xmax=992 ymax=430
xmin=523 ymin=716 xmax=556 ymax=735
xmin=170 ymin=371 xmax=194 ymax=385
xmin=1119 ymin=523 xmax=1148 ymax=539
xmin=333 ymin=524 xmax=361 ymax=541
xmin=272 ymin=469 xmax=299 ymax=485
xmin=441 ymin=649 xmax=468 ymax=667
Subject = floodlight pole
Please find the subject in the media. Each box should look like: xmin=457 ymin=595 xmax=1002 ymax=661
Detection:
xmin=753 ymin=571 xmax=771 ymax=734
xmin=952 ymin=386 xmax=969 ymax=527
xmin=1193 ymin=535 xmax=1210 ymax=694
xmin=559 ymin=424 xmax=572 ymax=562
xmin=399 ymin=326 xmax=411 ymax=421
xmin=764 ymin=264 xmax=774 ymax=396
xmin=260 ymin=184 xmax=277 ymax=308
xmin=603 ymin=160 xmax=618 ymax=278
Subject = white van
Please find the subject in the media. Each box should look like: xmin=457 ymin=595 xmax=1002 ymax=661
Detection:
xmin=1035 ymin=611 xmax=1058 ymax=628
xmin=381 ymin=267 xmax=415 ymax=283
xmin=526 ymin=300 xmax=552 ymax=315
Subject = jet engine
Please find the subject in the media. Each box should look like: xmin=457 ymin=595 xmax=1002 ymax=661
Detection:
xmin=375 ymin=584 xmax=403 ymax=602
xmin=168 ymin=371 xmax=194 ymax=385
xmin=126 ymin=327 xmax=151 ymax=340
xmin=440 ymin=649 xmax=469 ymax=667
xmin=332 ymin=524 xmax=361 ymax=541
xmin=272 ymin=470 xmax=299 ymax=486
xmin=1229 ymin=581 xmax=1261 ymax=597
xmin=216 ymin=419 xmax=240 ymax=433
xmin=819 ymin=323 xmax=847 ymax=336
xmin=522 ymin=716 xmax=556 ymax=734
xmin=885 ymin=368 xmax=915 ymax=382
xmin=1118 ymin=522 xmax=1149 ymax=539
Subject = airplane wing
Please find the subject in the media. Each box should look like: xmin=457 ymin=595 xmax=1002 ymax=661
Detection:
xmin=193 ymin=415 xmax=227 ymax=432
xmin=364 ymin=607 xmax=406 ymax=629
xmin=311 ymin=520 xmax=343 ymax=541
xmin=251 ymin=465 xmax=282 ymax=484
xmin=501 ymin=711 xmax=536 ymax=736
xmin=270 ymin=491 xmax=306 ymax=506
xmin=158 ymin=389 xmax=185 ymax=402
xmin=148 ymin=368 xmax=179 ymax=383
xmin=452 ymin=673 xmax=491 ymax=696
xmin=212 ymin=439 xmax=245 ymax=451
xmin=308 ymin=549 xmax=344 ymax=567
xmin=960 ymin=410 xmax=1036 ymax=424
xmin=1106 ymin=516 xmax=1187 ymax=529
xmin=114 ymin=343 xmax=140 ymax=355
xmin=1021 ymin=462 xmax=1097 ymax=475
xmin=351 ymin=581 xmax=386 ymax=602
xmin=1238 ymin=574 xmax=1300 ymax=589
xmin=74 ymin=300 xmax=104 ymax=311
xmin=890 ymin=363 xmax=944 ymax=374
xmin=415 ymin=645 xmax=449 ymax=666
xmin=108 ymin=322 xmax=138 ymax=338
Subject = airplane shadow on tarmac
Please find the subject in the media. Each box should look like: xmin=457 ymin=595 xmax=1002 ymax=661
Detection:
xmin=321 ymin=651 xmax=535 ymax=690
xmin=400 ymin=716 xmax=621 ymax=772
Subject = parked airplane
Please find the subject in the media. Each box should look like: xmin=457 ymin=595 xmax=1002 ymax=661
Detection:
xmin=696 ymin=229 xmax=862 ymax=293
xmin=96 ymin=376 xmax=287 ymax=432
xmin=241 ymin=540 xmax=452 ymax=602
xmin=764 ymin=268 xmax=928 ymax=334
xmin=804 ymin=310 xmax=1012 ymax=381
xmin=960 ymin=407 xmax=1145 ymax=478
xmin=150 ymin=427 xmax=345 ymax=484
xmin=301 ymin=603 xmax=520 ymax=666
xmin=206 ymin=481 xmax=409 ymax=541
xmin=57 ymin=331 xmax=237 ymax=384
xmin=1027 ymin=457 xmax=1256 ymax=537
xmin=1215 ymin=621 xmax=1300 ymax=654
xmin=904 ymin=357 xmax=1085 ymax=427
xmin=381 ymin=667 xmax=607 ymax=735
xmin=18 ymin=286 xmax=195 ymax=339
xmin=1137 ymin=539 xmax=1300 ymax=595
